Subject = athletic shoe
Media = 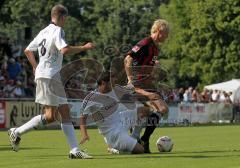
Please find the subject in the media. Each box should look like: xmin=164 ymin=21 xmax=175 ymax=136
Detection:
xmin=107 ymin=147 xmax=120 ymax=154
xmin=143 ymin=142 xmax=151 ymax=153
xmin=8 ymin=128 xmax=21 ymax=152
xmin=69 ymin=150 xmax=93 ymax=159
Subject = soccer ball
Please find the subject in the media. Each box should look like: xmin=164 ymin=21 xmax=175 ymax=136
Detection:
xmin=156 ymin=136 xmax=173 ymax=152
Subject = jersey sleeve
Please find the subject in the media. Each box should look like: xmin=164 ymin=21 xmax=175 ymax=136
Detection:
xmin=128 ymin=41 xmax=148 ymax=59
xmin=81 ymin=92 xmax=103 ymax=116
xmin=54 ymin=28 xmax=68 ymax=51
xmin=26 ymin=37 xmax=39 ymax=51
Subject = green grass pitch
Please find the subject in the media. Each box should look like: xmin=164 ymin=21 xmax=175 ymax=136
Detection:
xmin=0 ymin=125 xmax=240 ymax=168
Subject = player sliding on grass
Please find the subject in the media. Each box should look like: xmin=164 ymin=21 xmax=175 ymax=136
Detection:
xmin=79 ymin=72 xmax=162 ymax=154
xmin=124 ymin=19 xmax=169 ymax=153
xmin=8 ymin=4 xmax=94 ymax=159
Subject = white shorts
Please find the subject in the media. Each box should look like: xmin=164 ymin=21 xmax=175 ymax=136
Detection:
xmin=104 ymin=130 xmax=137 ymax=152
xmin=35 ymin=78 xmax=68 ymax=106
xmin=104 ymin=110 xmax=139 ymax=152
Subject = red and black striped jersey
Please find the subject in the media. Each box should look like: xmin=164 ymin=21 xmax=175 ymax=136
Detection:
xmin=128 ymin=37 xmax=159 ymax=66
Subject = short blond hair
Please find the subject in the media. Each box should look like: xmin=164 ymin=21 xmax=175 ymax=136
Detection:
xmin=51 ymin=4 xmax=68 ymax=20
xmin=151 ymin=19 xmax=169 ymax=34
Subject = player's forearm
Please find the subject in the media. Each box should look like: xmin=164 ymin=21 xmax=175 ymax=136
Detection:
xmin=61 ymin=45 xmax=88 ymax=55
xmin=124 ymin=55 xmax=133 ymax=84
xmin=24 ymin=49 xmax=38 ymax=69
xmin=61 ymin=42 xmax=94 ymax=55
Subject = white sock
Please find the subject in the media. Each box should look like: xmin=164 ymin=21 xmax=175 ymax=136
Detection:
xmin=131 ymin=125 xmax=143 ymax=139
xmin=61 ymin=123 xmax=79 ymax=152
xmin=15 ymin=115 xmax=45 ymax=136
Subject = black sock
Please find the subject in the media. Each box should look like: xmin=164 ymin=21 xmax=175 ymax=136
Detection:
xmin=141 ymin=113 xmax=160 ymax=143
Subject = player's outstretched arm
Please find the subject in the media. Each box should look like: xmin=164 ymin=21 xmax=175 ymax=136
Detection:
xmin=24 ymin=49 xmax=38 ymax=74
xmin=79 ymin=115 xmax=90 ymax=144
xmin=124 ymin=55 xmax=134 ymax=85
xmin=61 ymin=42 xmax=95 ymax=55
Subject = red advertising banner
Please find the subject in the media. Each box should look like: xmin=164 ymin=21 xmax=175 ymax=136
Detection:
xmin=0 ymin=101 xmax=6 ymax=128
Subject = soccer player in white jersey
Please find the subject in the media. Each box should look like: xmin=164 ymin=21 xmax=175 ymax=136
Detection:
xmin=8 ymin=4 xmax=94 ymax=159
xmin=79 ymin=72 xmax=157 ymax=154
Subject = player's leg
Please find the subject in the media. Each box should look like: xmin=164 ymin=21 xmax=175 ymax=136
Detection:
xmin=8 ymin=106 xmax=56 ymax=152
xmin=135 ymin=87 xmax=168 ymax=113
xmin=117 ymin=131 xmax=144 ymax=154
xmin=58 ymin=104 xmax=92 ymax=159
xmin=136 ymin=104 xmax=161 ymax=153
xmin=140 ymin=112 xmax=161 ymax=153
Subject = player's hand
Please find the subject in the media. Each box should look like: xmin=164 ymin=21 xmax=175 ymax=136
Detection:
xmin=83 ymin=42 xmax=95 ymax=50
xmin=80 ymin=135 xmax=90 ymax=144
xmin=155 ymin=60 xmax=160 ymax=65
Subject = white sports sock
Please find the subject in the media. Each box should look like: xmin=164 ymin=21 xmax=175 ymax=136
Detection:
xmin=61 ymin=123 xmax=79 ymax=151
xmin=15 ymin=115 xmax=45 ymax=135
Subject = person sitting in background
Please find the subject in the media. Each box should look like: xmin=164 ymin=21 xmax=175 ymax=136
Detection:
xmin=0 ymin=75 xmax=6 ymax=97
xmin=12 ymin=81 xmax=25 ymax=98
xmin=6 ymin=58 xmax=22 ymax=80
xmin=3 ymin=79 xmax=15 ymax=98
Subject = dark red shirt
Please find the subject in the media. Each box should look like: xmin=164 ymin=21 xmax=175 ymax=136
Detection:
xmin=127 ymin=37 xmax=159 ymax=87
xmin=128 ymin=37 xmax=159 ymax=66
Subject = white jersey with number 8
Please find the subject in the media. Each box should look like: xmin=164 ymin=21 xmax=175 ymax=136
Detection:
xmin=26 ymin=23 xmax=68 ymax=80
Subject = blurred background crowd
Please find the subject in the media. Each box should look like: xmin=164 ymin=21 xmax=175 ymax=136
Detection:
xmin=0 ymin=35 xmax=35 ymax=98
xmin=167 ymin=87 xmax=233 ymax=104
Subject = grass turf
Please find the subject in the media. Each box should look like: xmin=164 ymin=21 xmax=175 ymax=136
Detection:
xmin=0 ymin=125 xmax=240 ymax=168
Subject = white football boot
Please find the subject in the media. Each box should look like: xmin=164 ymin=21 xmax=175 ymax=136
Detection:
xmin=8 ymin=128 xmax=21 ymax=152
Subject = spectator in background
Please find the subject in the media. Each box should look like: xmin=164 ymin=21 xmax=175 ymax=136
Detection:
xmin=1 ymin=56 xmax=8 ymax=76
xmin=222 ymin=91 xmax=232 ymax=104
xmin=3 ymin=79 xmax=15 ymax=98
xmin=183 ymin=89 xmax=189 ymax=102
xmin=211 ymin=89 xmax=220 ymax=102
xmin=188 ymin=87 xmax=193 ymax=102
xmin=0 ymin=75 xmax=6 ymax=97
xmin=228 ymin=92 xmax=233 ymax=103
xmin=201 ymin=89 xmax=211 ymax=103
xmin=24 ymin=74 xmax=35 ymax=97
xmin=178 ymin=88 xmax=184 ymax=102
xmin=12 ymin=81 xmax=25 ymax=98
xmin=192 ymin=88 xmax=201 ymax=102
xmin=6 ymin=58 xmax=22 ymax=80
xmin=172 ymin=89 xmax=180 ymax=102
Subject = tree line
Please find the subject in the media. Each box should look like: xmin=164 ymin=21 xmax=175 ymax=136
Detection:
xmin=0 ymin=0 xmax=239 ymax=88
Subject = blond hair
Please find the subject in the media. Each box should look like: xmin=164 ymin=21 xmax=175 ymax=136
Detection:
xmin=151 ymin=19 xmax=169 ymax=34
xmin=51 ymin=4 xmax=68 ymax=20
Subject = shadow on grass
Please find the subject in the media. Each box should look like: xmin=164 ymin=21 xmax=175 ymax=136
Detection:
xmin=90 ymin=149 xmax=240 ymax=160
xmin=0 ymin=146 xmax=55 ymax=151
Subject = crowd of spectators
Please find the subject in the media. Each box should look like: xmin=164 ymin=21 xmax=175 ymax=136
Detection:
xmin=167 ymin=86 xmax=233 ymax=104
xmin=0 ymin=35 xmax=35 ymax=98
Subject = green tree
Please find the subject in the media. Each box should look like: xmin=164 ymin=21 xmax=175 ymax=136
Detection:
xmin=160 ymin=0 xmax=240 ymax=88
